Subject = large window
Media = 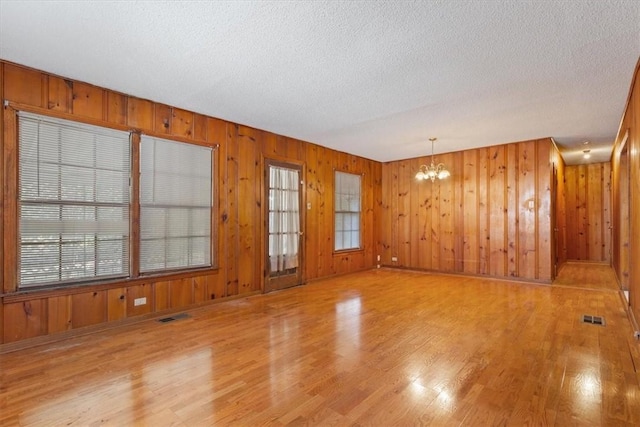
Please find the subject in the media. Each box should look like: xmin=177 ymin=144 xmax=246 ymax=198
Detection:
xmin=140 ymin=136 xmax=212 ymax=272
xmin=16 ymin=112 xmax=214 ymax=289
xmin=18 ymin=112 xmax=131 ymax=287
xmin=334 ymin=171 xmax=361 ymax=251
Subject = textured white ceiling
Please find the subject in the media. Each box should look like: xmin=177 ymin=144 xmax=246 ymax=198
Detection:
xmin=1 ymin=1 xmax=638 ymax=164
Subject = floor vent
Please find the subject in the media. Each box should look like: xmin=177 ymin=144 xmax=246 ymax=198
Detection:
xmin=582 ymin=314 xmax=605 ymax=326
xmin=157 ymin=313 xmax=190 ymax=323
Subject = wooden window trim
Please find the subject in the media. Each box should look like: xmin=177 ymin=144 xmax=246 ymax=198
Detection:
xmin=332 ymin=169 xmax=364 ymax=254
xmin=3 ymin=105 xmax=18 ymax=294
xmin=2 ymin=104 xmax=219 ymax=294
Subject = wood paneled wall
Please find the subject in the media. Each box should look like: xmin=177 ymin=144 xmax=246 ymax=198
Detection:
xmin=553 ymin=148 xmax=567 ymax=272
xmin=612 ymin=57 xmax=640 ymax=328
xmin=0 ymin=61 xmax=381 ymax=345
xmin=563 ymin=163 xmax=612 ymax=262
xmin=379 ymin=139 xmax=560 ymax=282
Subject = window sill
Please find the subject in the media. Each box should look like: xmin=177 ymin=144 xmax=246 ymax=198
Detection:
xmin=2 ymin=266 xmax=221 ymax=302
xmin=333 ymin=248 xmax=364 ymax=256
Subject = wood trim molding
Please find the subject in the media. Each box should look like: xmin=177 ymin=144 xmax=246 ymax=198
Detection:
xmin=0 ymin=290 xmax=260 ymax=354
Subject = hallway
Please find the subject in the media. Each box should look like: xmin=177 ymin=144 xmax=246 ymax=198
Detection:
xmin=554 ymin=262 xmax=622 ymax=292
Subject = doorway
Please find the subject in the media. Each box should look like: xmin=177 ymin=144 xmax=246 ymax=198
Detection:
xmin=619 ymin=134 xmax=630 ymax=295
xmin=265 ymin=161 xmax=303 ymax=292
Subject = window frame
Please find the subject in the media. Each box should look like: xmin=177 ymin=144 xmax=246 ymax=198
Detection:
xmin=333 ymin=170 xmax=363 ymax=253
xmin=138 ymin=134 xmax=214 ymax=275
xmin=17 ymin=111 xmax=132 ymax=288
xmin=4 ymin=105 xmax=218 ymax=293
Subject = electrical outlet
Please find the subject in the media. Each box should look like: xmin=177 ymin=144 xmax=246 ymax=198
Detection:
xmin=134 ymin=297 xmax=147 ymax=306
xmin=377 ymin=255 xmax=381 ymax=261
xmin=391 ymin=256 xmax=398 ymax=262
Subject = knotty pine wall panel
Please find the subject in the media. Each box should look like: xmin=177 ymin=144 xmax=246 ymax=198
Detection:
xmin=154 ymin=280 xmax=171 ymax=312
xmin=564 ymin=163 xmax=611 ymax=262
xmin=71 ymin=291 xmax=107 ymax=329
xmin=614 ymin=142 xmax=630 ymax=289
xmin=537 ymin=142 xmax=553 ymax=280
xmin=489 ymin=145 xmax=507 ymax=277
xmin=126 ymin=284 xmax=153 ymax=317
xmin=47 ymin=295 xmax=72 ymax=334
xmin=107 ymin=91 xmax=127 ymax=125
xmin=170 ymin=279 xmax=193 ymax=309
xmin=439 ymin=152 xmax=456 ymax=272
xmin=612 ymin=58 xmax=640 ymax=328
xmin=3 ymin=300 xmax=47 ymax=342
xmin=71 ymin=81 xmax=104 ymax=120
xmin=551 ymin=144 xmax=567 ymax=273
xmin=192 ymin=276 xmax=209 ymax=304
xmin=478 ymin=148 xmax=490 ymax=275
xmin=380 ymin=138 xmax=558 ymax=282
xmin=0 ymin=61 xmax=381 ymax=345
xmin=506 ymin=144 xmax=520 ymax=277
xmin=47 ymin=76 xmax=73 ymax=112
xmin=380 ymin=161 xmax=393 ymax=265
xmin=107 ymin=288 xmax=127 ymax=322
xmin=462 ymin=150 xmax=479 ymax=274
xmin=236 ymin=125 xmax=257 ymax=294
xmin=304 ymin=143 xmax=320 ymax=279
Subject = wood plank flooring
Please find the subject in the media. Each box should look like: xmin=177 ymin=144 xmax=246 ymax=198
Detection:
xmin=1 ymin=266 xmax=639 ymax=426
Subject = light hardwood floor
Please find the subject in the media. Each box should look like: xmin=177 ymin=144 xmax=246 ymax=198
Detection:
xmin=1 ymin=265 xmax=639 ymax=426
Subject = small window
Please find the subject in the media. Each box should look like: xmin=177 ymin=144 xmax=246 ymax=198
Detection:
xmin=18 ymin=112 xmax=131 ymax=287
xmin=334 ymin=171 xmax=361 ymax=251
xmin=140 ymin=135 xmax=212 ymax=273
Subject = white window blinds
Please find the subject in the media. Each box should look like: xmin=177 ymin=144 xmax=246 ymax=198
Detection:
xmin=334 ymin=171 xmax=361 ymax=251
xmin=140 ymin=135 xmax=212 ymax=272
xmin=18 ymin=112 xmax=131 ymax=287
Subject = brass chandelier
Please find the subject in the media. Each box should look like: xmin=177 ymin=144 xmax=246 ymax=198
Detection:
xmin=415 ymin=137 xmax=450 ymax=182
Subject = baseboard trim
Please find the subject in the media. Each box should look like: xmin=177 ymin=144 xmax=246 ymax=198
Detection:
xmin=0 ymin=291 xmax=259 ymax=354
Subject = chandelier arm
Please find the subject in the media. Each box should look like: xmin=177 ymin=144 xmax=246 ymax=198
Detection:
xmin=415 ymin=137 xmax=450 ymax=181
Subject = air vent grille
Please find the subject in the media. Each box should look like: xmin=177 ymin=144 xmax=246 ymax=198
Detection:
xmin=157 ymin=313 xmax=191 ymax=323
xmin=582 ymin=314 xmax=605 ymax=326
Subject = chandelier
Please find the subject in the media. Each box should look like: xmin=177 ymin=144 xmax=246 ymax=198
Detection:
xmin=415 ymin=137 xmax=450 ymax=182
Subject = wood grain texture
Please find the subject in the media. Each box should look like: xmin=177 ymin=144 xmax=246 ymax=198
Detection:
xmin=71 ymin=291 xmax=106 ymax=329
xmin=106 ymin=91 xmax=127 ymax=125
xmin=0 ymin=60 xmax=380 ymax=344
xmin=553 ymin=145 xmax=567 ymax=273
xmin=126 ymin=284 xmax=153 ymax=317
xmin=236 ymin=125 xmax=258 ymax=294
xmin=380 ymin=138 xmax=556 ymax=282
xmin=0 ymin=267 xmax=638 ymax=425
xmin=71 ymin=81 xmax=103 ymax=120
xmin=612 ymin=57 xmax=640 ymax=330
xmin=107 ymin=288 xmax=126 ymax=322
xmin=47 ymin=296 xmax=71 ymax=334
xmin=154 ymin=280 xmax=170 ymax=312
xmin=3 ymin=63 xmax=43 ymax=107
xmin=2 ymin=107 xmax=17 ymax=294
xmin=564 ymin=163 xmax=612 ymax=262
xmin=3 ymin=300 xmax=47 ymax=342
xmin=170 ymin=279 xmax=192 ymax=308
xmin=47 ymin=75 xmax=72 ymax=112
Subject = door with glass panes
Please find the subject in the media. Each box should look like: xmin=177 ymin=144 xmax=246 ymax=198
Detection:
xmin=265 ymin=161 xmax=303 ymax=292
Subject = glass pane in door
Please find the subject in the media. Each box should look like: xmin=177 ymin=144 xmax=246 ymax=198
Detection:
xmin=268 ymin=165 xmax=300 ymax=278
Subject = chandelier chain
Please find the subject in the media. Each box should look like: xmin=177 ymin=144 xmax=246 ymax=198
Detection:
xmin=415 ymin=137 xmax=450 ymax=182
